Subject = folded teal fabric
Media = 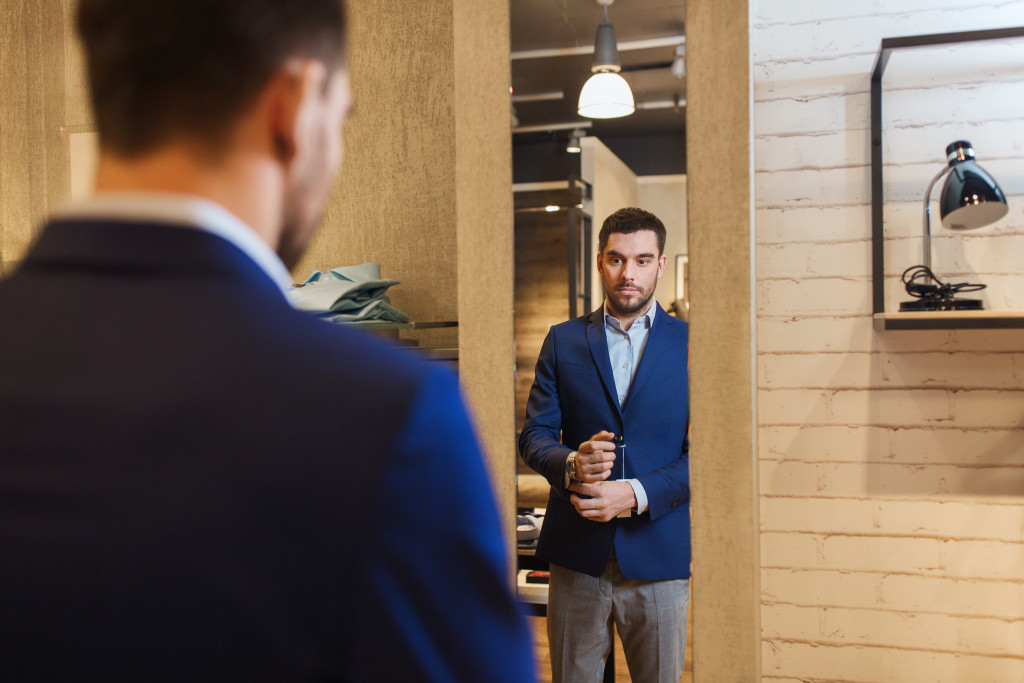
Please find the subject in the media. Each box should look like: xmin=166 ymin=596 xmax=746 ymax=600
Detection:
xmin=290 ymin=263 xmax=410 ymax=323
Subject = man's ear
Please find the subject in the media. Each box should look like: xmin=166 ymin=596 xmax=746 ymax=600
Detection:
xmin=268 ymin=59 xmax=328 ymax=164
xmin=657 ymin=253 xmax=668 ymax=278
xmin=596 ymin=250 xmax=604 ymax=275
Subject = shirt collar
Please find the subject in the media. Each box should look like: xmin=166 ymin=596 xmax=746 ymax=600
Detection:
xmin=53 ymin=192 xmax=294 ymax=295
xmin=603 ymin=299 xmax=657 ymax=332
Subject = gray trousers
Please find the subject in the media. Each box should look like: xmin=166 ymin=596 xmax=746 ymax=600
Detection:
xmin=547 ymin=557 xmax=689 ymax=683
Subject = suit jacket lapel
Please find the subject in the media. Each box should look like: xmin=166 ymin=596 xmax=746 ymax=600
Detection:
xmin=624 ymin=303 xmax=671 ymax=410
xmin=585 ymin=307 xmax=623 ymax=419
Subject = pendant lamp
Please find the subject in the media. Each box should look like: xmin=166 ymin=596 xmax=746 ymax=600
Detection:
xmin=578 ymin=0 xmax=634 ymax=119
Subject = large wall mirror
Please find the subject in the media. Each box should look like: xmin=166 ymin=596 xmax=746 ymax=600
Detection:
xmin=509 ymin=1 xmax=691 ymax=680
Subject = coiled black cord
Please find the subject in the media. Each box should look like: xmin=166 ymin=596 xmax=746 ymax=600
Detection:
xmin=901 ymin=265 xmax=986 ymax=305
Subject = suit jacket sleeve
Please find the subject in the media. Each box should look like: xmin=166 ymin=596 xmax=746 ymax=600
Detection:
xmin=636 ymin=430 xmax=689 ymax=521
xmin=350 ymin=366 xmax=536 ymax=683
xmin=518 ymin=328 xmax=573 ymax=495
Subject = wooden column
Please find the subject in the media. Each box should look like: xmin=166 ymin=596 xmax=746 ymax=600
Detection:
xmin=687 ymin=0 xmax=762 ymax=679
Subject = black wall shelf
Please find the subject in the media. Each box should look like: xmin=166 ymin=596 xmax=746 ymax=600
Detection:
xmin=870 ymin=26 xmax=1024 ymax=331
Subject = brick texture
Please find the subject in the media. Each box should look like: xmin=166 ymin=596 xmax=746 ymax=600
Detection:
xmin=754 ymin=1 xmax=1024 ymax=680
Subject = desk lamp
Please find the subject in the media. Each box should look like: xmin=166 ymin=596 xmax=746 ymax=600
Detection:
xmin=900 ymin=140 xmax=1008 ymax=311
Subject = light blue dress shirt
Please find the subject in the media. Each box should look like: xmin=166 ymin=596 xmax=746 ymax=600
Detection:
xmin=603 ymin=301 xmax=656 ymax=514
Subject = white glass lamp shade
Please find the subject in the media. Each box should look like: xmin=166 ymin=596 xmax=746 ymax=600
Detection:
xmin=578 ymin=71 xmax=634 ymax=119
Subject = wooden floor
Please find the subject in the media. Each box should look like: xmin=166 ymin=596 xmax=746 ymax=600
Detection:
xmin=527 ymin=602 xmax=694 ymax=683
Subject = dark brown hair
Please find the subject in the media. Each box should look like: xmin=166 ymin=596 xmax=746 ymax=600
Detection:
xmin=598 ymin=207 xmax=667 ymax=255
xmin=76 ymin=0 xmax=347 ymax=157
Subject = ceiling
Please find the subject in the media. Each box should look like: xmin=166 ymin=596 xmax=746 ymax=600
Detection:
xmin=509 ymin=0 xmax=687 ymax=145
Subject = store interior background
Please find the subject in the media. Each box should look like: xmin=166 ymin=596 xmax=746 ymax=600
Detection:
xmin=2 ymin=0 xmax=1024 ymax=681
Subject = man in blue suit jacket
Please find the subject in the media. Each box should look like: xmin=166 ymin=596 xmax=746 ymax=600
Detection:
xmin=0 ymin=1 xmax=535 ymax=681
xmin=520 ymin=207 xmax=690 ymax=683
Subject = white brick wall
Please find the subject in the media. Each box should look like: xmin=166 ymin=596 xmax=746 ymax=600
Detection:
xmin=754 ymin=1 xmax=1024 ymax=680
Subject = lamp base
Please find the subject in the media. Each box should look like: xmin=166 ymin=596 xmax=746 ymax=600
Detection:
xmin=899 ymin=297 xmax=984 ymax=312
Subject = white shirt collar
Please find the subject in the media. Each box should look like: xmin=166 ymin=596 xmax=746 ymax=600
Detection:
xmin=53 ymin=192 xmax=294 ymax=294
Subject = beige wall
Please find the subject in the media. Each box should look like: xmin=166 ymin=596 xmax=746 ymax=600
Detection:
xmin=636 ymin=174 xmax=688 ymax=310
xmin=580 ymin=136 xmax=639 ymax=308
xmin=0 ymin=0 xmax=85 ymax=276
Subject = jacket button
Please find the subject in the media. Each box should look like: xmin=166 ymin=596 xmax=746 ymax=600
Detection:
xmin=671 ymin=501 xmax=680 ymax=508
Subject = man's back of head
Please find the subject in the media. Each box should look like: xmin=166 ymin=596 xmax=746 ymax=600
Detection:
xmin=77 ymin=0 xmax=347 ymax=158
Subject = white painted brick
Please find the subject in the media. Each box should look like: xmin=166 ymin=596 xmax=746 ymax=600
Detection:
xmin=821 ymin=535 xmax=946 ymax=574
xmin=759 ymin=352 xmax=880 ymax=389
xmin=760 ymin=603 xmax=822 ymax=640
xmin=890 ymin=427 xmax=1024 ymax=466
xmin=881 ymin=352 xmax=1019 ymax=389
xmin=959 ymin=615 xmax=1024 ymax=657
xmin=884 ymin=75 xmax=1024 ymax=128
xmin=752 ymin=3 xmax=1024 ymax=680
xmin=755 ymin=6 xmax=1024 ymax=63
xmin=760 ymin=460 xmax=1024 ymax=497
xmin=885 ymin=118 xmax=1024 ymax=167
xmin=950 ymin=389 xmax=1024 ymax=428
xmin=753 ymin=0 xmax=1020 ymax=28
xmin=880 ymin=573 xmax=1024 ymax=619
xmin=764 ymin=604 xmax=969 ymax=654
xmin=944 ymin=539 xmax=1024 ymax=580
xmin=757 ymin=243 xmax=814 ymax=279
xmin=755 ymin=241 xmax=870 ymax=280
xmin=755 ymin=130 xmax=866 ymax=173
xmin=826 ymin=388 xmax=955 ymax=425
xmin=761 ymin=568 xmax=883 ymax=609
xmin=761 ymin=531 xmax=821 ymax=567
xmin=754 ymin=53 xmax=874 ymax=101
xmin=756 ymin=118 xmax=1024 ymax=191
xmin=807 ymin=241 xmax=872 ymax=278
xmin=756 ymin=205 xmax=872 ymax=244
xmin=758 ymin=277 xmax=871 ymax=317
xmin=760 ymin=461 xmax=883 ymax=498
xmin=755 ymin=166 xmax=870 ymax=208
xmin=754 ymin=93 xmax=869 ymax=137
xmin=755 ymin=316 xmax=884 ymax=354
xmin=760 ymin=497 xmax=1024 ymax=541
xmin=759 ymin=425 xmax=890 ymax=462
xmin=762 ymin=640 xmax=1024 ymax=683
xmin=758 ymin=389 xmax=832 ymax=425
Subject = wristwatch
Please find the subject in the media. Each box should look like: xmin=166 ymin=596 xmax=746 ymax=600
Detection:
xmin=565 ymin=451 xmax=579 ymax=480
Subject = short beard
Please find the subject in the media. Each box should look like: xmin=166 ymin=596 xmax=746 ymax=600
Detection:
xmin=608 ymin=286 xmax=654 ymax=316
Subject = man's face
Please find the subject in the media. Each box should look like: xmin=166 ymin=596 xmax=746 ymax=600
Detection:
xmin=597 ymin=229 xmax=666 ymax=319
xmin=277 ymin=68 xmax=353 ymax=270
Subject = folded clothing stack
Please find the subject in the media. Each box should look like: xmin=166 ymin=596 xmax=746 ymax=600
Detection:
xmin=517 ymin=511 xmax=543 ymax=551
xmin=290 ymin=263 xmax=410 ymax=324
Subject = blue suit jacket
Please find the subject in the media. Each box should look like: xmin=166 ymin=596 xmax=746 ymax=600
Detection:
xmin=519 ymin=305 xmax=690 ymax=580
xmin=0 ymin=220 xmax=535 ymax=682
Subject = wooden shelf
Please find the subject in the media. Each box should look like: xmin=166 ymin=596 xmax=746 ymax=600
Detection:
xmin=874 ymin=310 xmax=1024 ymax=330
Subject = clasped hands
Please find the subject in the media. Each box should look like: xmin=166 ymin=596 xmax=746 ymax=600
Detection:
xmin=568 ymin=430 xmax=636 ymax=523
